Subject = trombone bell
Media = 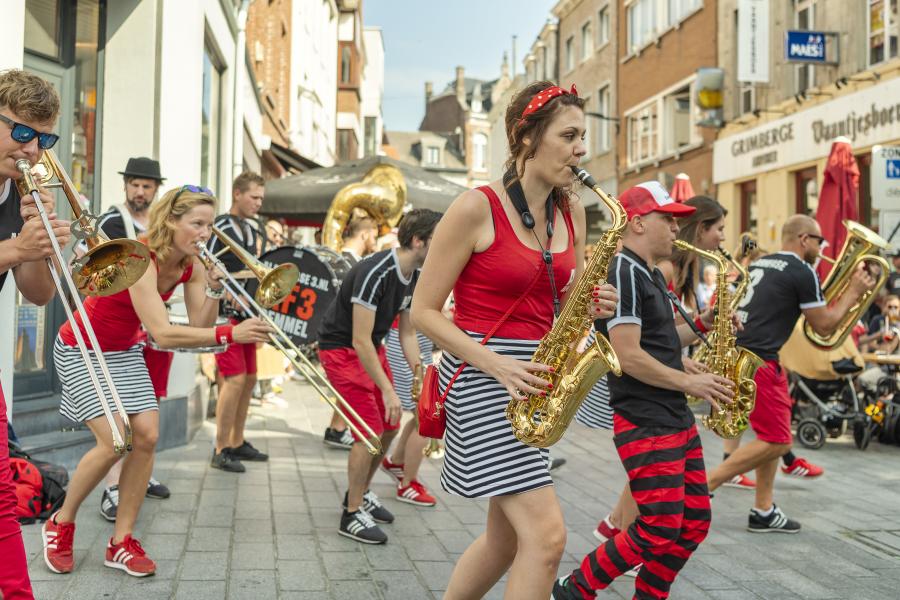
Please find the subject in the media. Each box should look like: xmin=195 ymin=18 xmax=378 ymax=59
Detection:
xmin=256 ymin=263 xmax=301 ymax=308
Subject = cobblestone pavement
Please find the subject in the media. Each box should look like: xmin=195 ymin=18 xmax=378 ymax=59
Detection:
xmin=21 ymin=377 xmax=900 ymax=599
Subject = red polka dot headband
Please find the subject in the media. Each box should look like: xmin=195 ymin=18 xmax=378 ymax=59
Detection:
xmin=518 ymin=84 xmax=578 ymax=127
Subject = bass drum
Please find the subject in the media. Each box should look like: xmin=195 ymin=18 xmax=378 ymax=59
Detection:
xmin=245 ymin=245 xmax=350 ymax=346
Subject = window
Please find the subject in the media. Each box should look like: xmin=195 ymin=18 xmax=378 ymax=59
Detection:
xmin=201 ymin=44 xmax=223 ymax=190
xmin=794 ymin=166 xmax=818 ymax=215
xmin=595 ymin=85 xmax=611 ymax=153
xmin=738 ymin=82 xmax=756 ymax=115
xmin=24 ymin=0 xmax=60 ymax=59
xmin=869 ymin=0 xmax=899 ymax=65
xmin=668 ymin=0 xmax=702 ymax=26
xmin=364 ymin=116 xmax=377 ymax=157
xmin=794 ymin=1 xmax=816 ymax=93
xmin=598 ymin=6 xmax=610 ymax=47
xmin=337 ymin=129 xmax=354 ymax=161
xmin=340 ymin=45 xmax=351 ymax=84
xmin=542 ymin=46 xmax=550 ymax=80
xmin=565 ymin=36 xmax=575 ymax=72
xmin=627 ymin=101 xmax=659 ymax=165
xmin=581 ymin=22 xmax=593 ymax=61
xmin=628 ymin=0 xmax=657 ymax=51
xmin=662 ymin=84 xmax=696 ymax=154
xmin=473 ymin=133 xmax=488 ymax=172
xmin=740 ymin=180 xmax=758 ymax=234
xmin=426 ymin=146 xmax=440 ymax=165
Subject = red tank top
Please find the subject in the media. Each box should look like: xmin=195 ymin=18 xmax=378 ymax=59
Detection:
xmin=59 ymin=258 xmax=194 ymax=351
xmin=453 ymin=186 xmax=576 ymax=340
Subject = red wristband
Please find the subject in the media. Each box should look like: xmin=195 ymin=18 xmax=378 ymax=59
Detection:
xmin=694 ymin=316 xmax=709 ymax=334
xmin=215 ymin=324 xmax=234 ymax=345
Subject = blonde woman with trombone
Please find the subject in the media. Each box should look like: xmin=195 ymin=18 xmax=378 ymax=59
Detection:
xmin=43 ymin=186 xmax=270 ymax=578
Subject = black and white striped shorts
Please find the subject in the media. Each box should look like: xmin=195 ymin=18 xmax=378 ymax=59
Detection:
xmin=53 ymin=337 xmax=158 ymax=423
xmin=385 ymin=328 xmax=434 ymax=412
xmin=439 ymin=333 xmax=552 ymax=498
xmin=574 ymin=333 xmax=614 ymax=430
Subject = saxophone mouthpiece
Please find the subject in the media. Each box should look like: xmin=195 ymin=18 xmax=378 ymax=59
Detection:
xmin=570 ymin=165 xmax=597 ymax=188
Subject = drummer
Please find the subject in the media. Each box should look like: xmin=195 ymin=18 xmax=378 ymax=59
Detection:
xmin=75 ymin=157 xmax=173 ymax=522
xmin=207 ymin=171 xmax=270 ymax=473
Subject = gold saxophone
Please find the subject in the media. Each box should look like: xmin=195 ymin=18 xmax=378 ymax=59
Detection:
xmin=675 ymin=240 xmax=763 ymax=438
xmin=505 ymin=166 xmax=624 ymax=448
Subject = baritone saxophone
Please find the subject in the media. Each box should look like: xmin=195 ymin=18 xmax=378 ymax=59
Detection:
xmin=505 ymin=166 xmax=625 ymax=448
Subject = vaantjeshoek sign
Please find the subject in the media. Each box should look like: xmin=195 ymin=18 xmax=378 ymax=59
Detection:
xmin=784 ymin=30 xmax=838 ymax=64
xmin=713 ymin=76 xmax=900 ymax=183
xmin=871 ymin=145 xmax=900 ymax=210
xmin=737 ymin=0 xmax=769 ymax=83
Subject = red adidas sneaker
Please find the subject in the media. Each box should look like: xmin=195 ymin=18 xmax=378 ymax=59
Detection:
xmin=781 ymin=457 xmax=824 ymax=478
xmin=380 ymin=455 xmax=404 ymax=483
xmin=42 ymin=511 xmax=75 ymax=574
xmin=593 ymin=516 xmax=620 ymax=542
xmin=104 ymin=534 xmax=156 ymax=577
xmin=397 ymin=480 xmax=437 ymax=507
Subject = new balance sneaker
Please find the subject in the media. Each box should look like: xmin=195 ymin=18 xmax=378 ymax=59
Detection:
xmin=339 ymin=509 xmax=387 ymax=544
xmin=100 ymin=485 xmax=119 ymax=522
xmin=323 ymin=427 xmax=354 ymax=450
xmin=230 ymin=440 xmax=269 ymax=462
xmin=592 ymin=516 xmax=640 ymax=577
xmin=397 ymin=480 xmax=437 ymax=507
xmin=104 ymin=534 xmax=156 ymax=577
xmin=42 ymin=511 xmax=75 ymax=574
xmin=723 ymin=474 xmax=756 ymax=490
xmin=380 ymin=455 xmax=404 ymax=483
xmin=146 ymin=477 xmax=170 ymax=499
xmin=748 ymin=505 xmax=801 ymax=534
xmin=781 ymin=457 xmax=824 ymax=478
xmin=210 ymin=448 xmax=245 ymax=473
xmin=342 ymin=490 xmax=395 ymax=523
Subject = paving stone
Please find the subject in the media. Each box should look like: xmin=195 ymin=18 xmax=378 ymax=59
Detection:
xmin=321 ymin=550 xmax=371 ymax=580
xmin=228 ymin=569 xmax=277 ymax=600
xmin=231 ymin=541 xmax=276 ymax=570
xmin=187 ymin=526 xmax=232 ymax=552
xmin=276 ymin=559 xmax=327 ymax=591
xmin=178 ymin=551 xmax=229 ymax=580
xmin=173 ymin=580 xmax=227 ymax=600
xmin=413 ymin=560 xmax=455 ymax=591
xmin=372 ymin=569 xmax=431 ymax=598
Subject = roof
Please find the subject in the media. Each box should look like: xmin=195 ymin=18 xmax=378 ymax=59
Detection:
xmin=384 ymin=130 xmax=467 ymax=172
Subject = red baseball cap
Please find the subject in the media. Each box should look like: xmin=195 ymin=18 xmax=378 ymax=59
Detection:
xmin=619 ymin=181 xmax=696 ymax=220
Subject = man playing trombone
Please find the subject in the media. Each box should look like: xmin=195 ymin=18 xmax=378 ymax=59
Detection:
xmin=0 ymin=67 xmax=71 ymax=600
xmin=318 ymin=208 xmax=441 ymax=545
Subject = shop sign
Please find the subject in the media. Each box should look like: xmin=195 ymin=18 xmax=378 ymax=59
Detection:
xmin=784 ymin=31 xmax=838 ymax=64
xmin=713 ymin=76 xmax=900 ymax=183
xmin=871 ymin=146 xmax=900 ymax=210
xmin=737 ymin=0 xmax=769 ymax=83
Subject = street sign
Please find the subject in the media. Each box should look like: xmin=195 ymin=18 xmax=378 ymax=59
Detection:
xmin=871 ymin=145 xmax=900 ymax=210
xmin=784 ymin=30 xmax=839 ymax=64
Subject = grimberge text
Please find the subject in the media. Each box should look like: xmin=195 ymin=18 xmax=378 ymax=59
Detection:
xmin=811 ymin=102 xmax=900 ymax=143
xmin=731 ymin=123 xmax=794 ymax=156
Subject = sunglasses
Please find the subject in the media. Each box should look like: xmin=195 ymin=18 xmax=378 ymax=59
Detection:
xmin=172 ymin=184 xmax=214 ymax=203
xmin=0 ymin=113 xmax=59 ymax=150
xmin=803 ymin=233 xmax=826 ymax=246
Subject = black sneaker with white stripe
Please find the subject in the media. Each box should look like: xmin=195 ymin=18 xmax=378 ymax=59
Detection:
xmin=100 ymin=485 xmax=118 ymax=522
xmin=339 ymin=509 xmax=387 ymax=544
xmin=748 ymin=505 xmax=801 ymax=533
xmin=342 ymin=490 xmax=395 ymax=524
xmin=323 ymin=427 xmax=354 ymax=450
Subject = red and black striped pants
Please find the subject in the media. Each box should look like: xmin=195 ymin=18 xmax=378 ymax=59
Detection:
xmin=560 ymin=415 xmax=711 ymax=600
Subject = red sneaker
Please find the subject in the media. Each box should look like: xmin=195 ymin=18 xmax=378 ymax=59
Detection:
xmin=104 ymin=534 xmax=156 ymax=577
xmin=380 ymin=455 xmax=404 ymax=483
xmin=723 ymin=473 xmax=756 ymax=490
xmin=397 ymin=480 xmax=437 ymax=507
xmin=592 ymin=516 xmax=620 ymax=542
xmin=42 ymin=511 xmax=75 ymax=574
xmin=781 ymin=457 xmax=824 ymax=478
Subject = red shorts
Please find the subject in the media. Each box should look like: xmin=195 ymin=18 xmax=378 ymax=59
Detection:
xmin=318 ymin=346 xmax=398 ymax=441
xmin=749 ymin=360 xmax=793 ymax=445
xmin=143 ymin=346 xmax=174 ymax=399
xmin=215 ymin=319 xmax=258 ymax=377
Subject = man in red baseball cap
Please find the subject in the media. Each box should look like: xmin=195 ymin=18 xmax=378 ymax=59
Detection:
xmin=554 ymin=182 xmax=734 ymax=600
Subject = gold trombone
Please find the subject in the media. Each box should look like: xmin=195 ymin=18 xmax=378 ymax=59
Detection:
xmin=197 ymin=229 xmax=384 ymax=456
xmin=16 ymin=150 xmax=151 ymax=454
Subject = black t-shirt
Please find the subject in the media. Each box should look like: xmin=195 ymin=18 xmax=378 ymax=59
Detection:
xmin=95 ymin=205 xmax=145 ymax=240
xmin=342 ymin=250 xmax=362 ymax=267
xmin=318 ymin=249 xmax=417 ymax=351
xmin=207 ymin=214 xmax=261 ymax=273
xmin=0 ymin=180 xmax=25 ymax=293
xmin=735 ymin=251 xmax=825 ymax=361
xmin=596 ymin=247 xmax=693 ymax=429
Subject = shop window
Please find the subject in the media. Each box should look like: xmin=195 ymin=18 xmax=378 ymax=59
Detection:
xmin=598 ymin=7 xmax=610 ymax=47
xmin=794 ymin=1 xmax=816 ymax=94
xmin=740 ymin=179 xmax=758 ymax=235
xmin=627 ymin=101 xmax=659 ymax=165
xmin=201 ymin=44 xmax=223 ymax=191
xmin=581 ymin=21 xmax=593 ymax=61
xmin=794 ymin=166 xmax=818 ymax=216
xmin=869 ymin=0 xmax=899 ymax=65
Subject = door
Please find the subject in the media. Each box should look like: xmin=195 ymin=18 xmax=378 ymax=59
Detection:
xmin=14 ymin=54 xmax=75 ymax=399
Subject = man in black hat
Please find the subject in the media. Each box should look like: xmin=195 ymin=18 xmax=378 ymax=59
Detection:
xmin=85 ymin=157 xmax=171 ymax=522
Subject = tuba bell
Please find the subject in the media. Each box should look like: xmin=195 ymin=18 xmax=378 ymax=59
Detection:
xmin=800 ymin=220 xmax=890 ymax=350
xmin=321 ymin=163 xmax=406 ymax=252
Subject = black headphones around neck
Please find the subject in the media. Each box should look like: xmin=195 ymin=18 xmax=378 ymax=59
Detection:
xmin=503 ymin=168 xmax=555 ymax=240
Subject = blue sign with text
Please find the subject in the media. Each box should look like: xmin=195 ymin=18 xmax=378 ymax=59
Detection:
xmin=785 ymin=30 xmax=826 ymax=63
xmin=887 ymin=159 xmax=900 ymax=179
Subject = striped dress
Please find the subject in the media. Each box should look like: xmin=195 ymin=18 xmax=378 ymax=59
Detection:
xmin=439 ymin=334 xmax=552 ymax=498
xmin=573 ymin=331 xmax=614 ymax=430
xmin=384 ymin=328 xmax=434 ymax=411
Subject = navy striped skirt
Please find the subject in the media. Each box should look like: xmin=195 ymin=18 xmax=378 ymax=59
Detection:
xmin=385 ymin=328 xmax=435 ymax=411
xmin=54 ymin=337 xmax=158 ymax=423
xmin=574 ymin=332 xmax=614 ymax=430
xmin=439 ymin=333 xmax=552 ymax=498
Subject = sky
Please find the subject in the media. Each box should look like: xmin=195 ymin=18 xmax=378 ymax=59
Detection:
xmin=365 ymin=0 xmax=557 ymax=132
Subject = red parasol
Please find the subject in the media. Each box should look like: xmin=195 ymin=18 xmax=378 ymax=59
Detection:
xmin=670 ymin=173 xmax=695 ymax=202
xmin=815 ymin=136 xmax=859 ymax=280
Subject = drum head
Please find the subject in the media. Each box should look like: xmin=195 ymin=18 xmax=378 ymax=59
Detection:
xmin=246 ymin=246 xmax=349 ymax=346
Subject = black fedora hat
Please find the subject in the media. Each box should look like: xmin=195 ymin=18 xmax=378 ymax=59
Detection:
xmin=118 ymin=157 xmax=165 ymax=182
